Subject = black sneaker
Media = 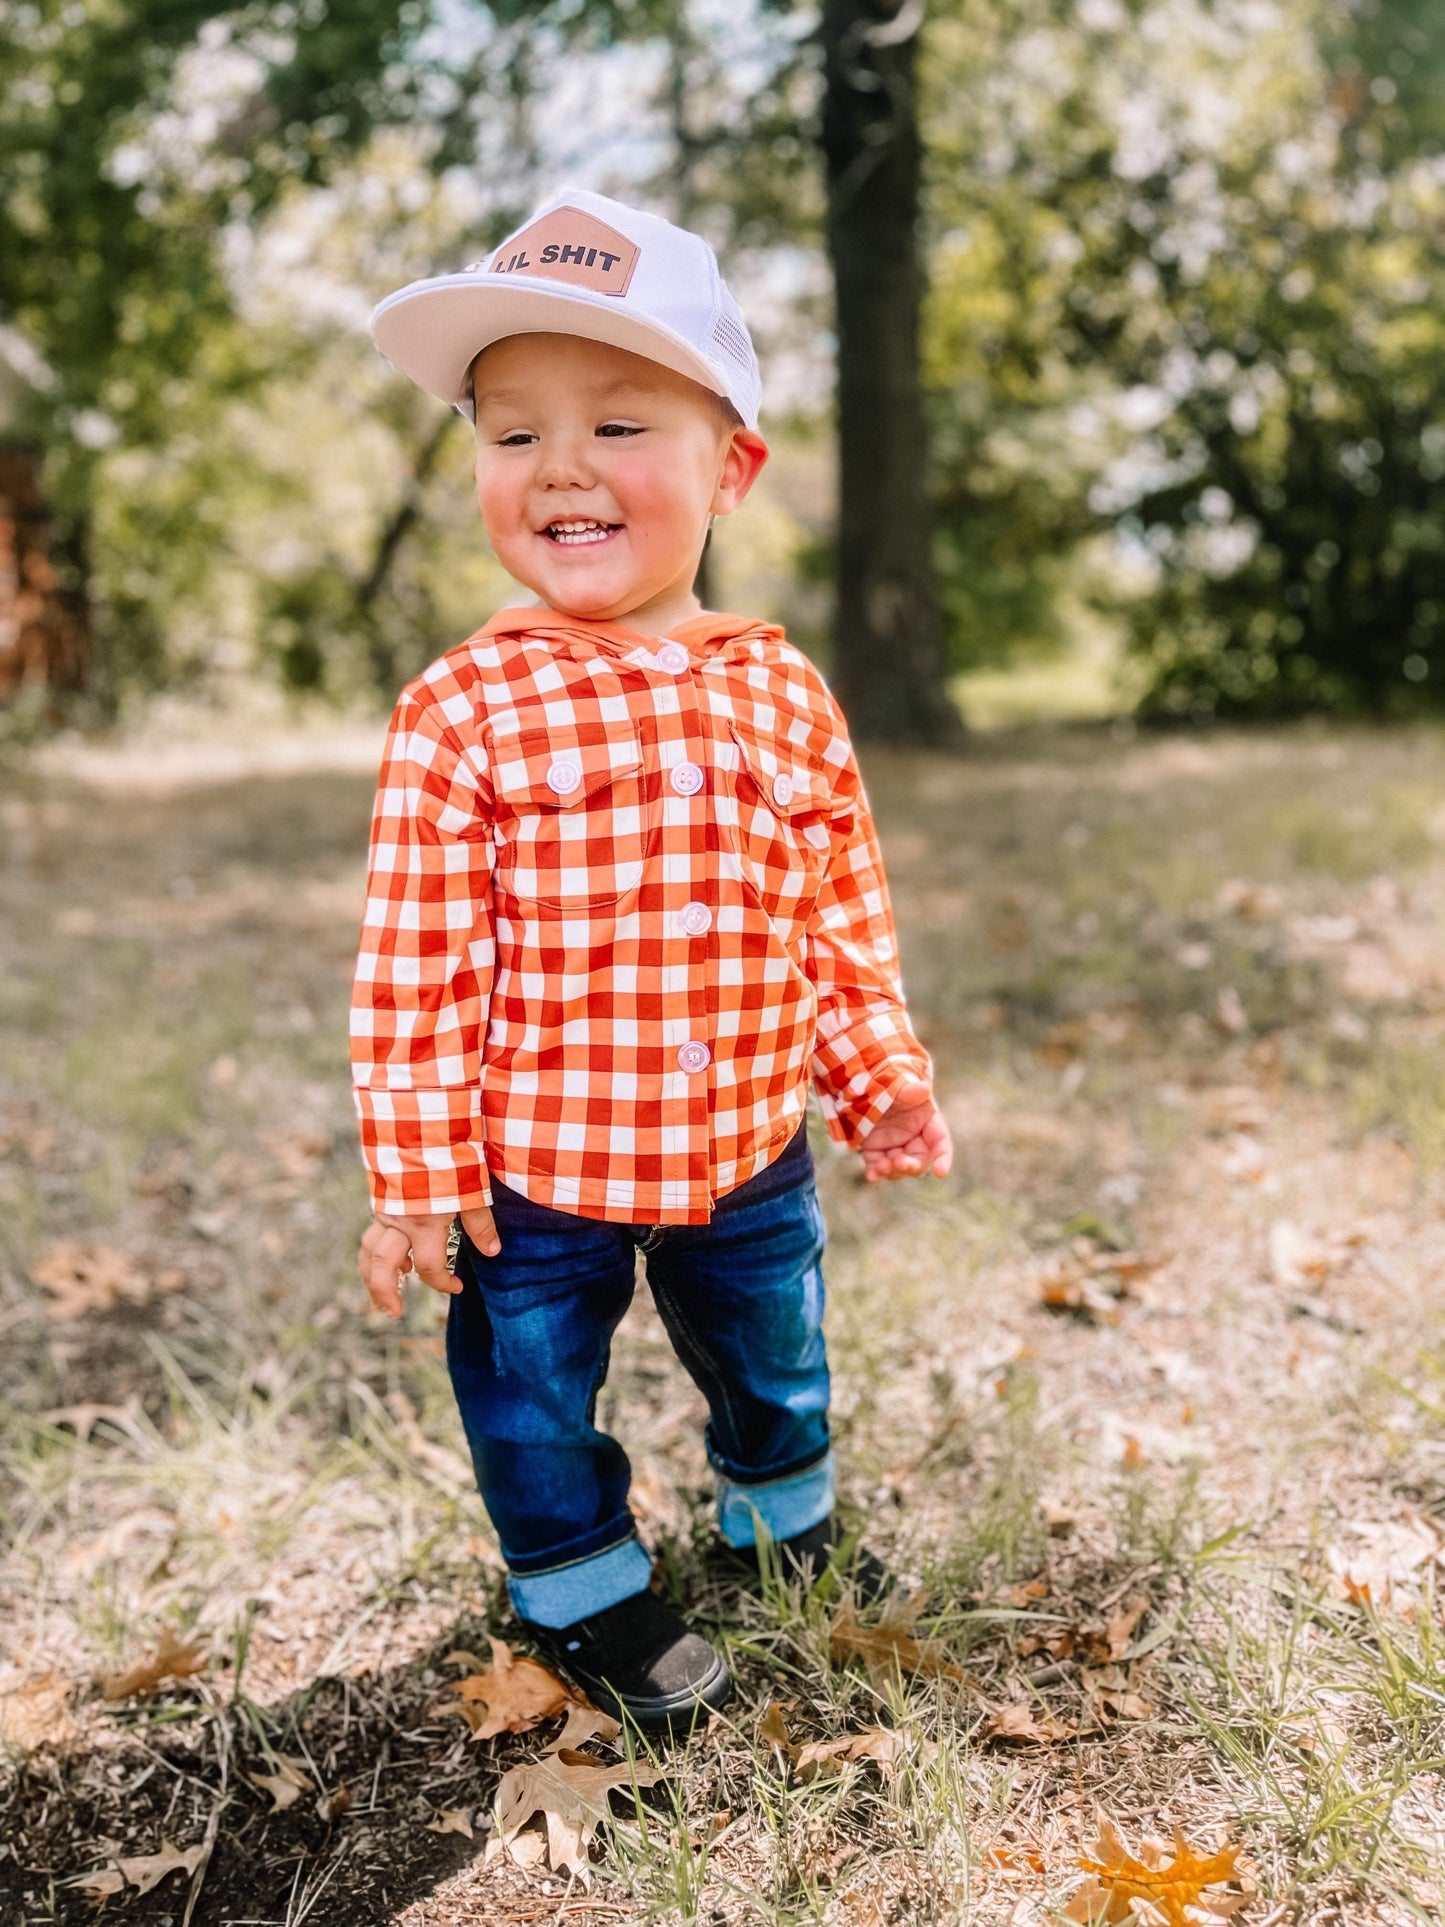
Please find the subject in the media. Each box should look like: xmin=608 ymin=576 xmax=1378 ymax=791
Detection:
xmin=521 ymin=1589 xmax=732 ymax=1733
xmin=724 ymin=1514 xmax=893 ymax=1605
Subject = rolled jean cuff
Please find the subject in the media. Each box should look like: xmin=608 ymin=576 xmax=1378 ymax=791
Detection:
xmin=507 ymin=1534 xmax=653 ymax=1630
xmin=715 ymin=1449 xmax=835 ymax=1549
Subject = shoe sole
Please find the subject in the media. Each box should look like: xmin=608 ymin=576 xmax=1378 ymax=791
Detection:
xmin=563 ymin=1647 xmax=734 ymax=1734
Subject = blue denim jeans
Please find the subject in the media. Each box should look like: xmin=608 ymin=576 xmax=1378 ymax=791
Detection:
xmin=445 ymin=1125 xmax=833 ymax=1627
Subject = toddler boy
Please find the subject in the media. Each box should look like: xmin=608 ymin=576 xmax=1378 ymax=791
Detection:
xmin=352 ymin=189 xmax=952 ymax=1729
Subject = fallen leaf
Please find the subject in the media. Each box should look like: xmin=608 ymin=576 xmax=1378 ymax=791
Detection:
xmin=32 ymin=1242 xmax=161 ymax=1320
xmin=544 ymin=1702 xmax=622 ymax=1754
xmin=1081 ymin=1665 xmax=1159 ymax=1721
xmin=1326 ymin=1516 xmax=1442 ymax=1616
xmin=1104 ymin=1595 xmax=1148 ymax=1660
xmin=794 ymin=1727 xmax=907 ymax=1781
xmin=117 ymin=1840 xmax=205 ymax=1897
xmin=829 ymin=1592 xmax=962 ymax=1685
xmin=0 ymin=1671 xmax=78 ymax=1752
xmin=983 ymin=1702 xmax=1076 ymax=1745
xmin=986 ymin=1842 xmax=1047 ymax=1875
xmin=247 ymin=1754 xmax=312 ymax=1810
xmin=101 ymin=1626 xmax=207 ymax=1701
xmin=1119 ymin=1435 xmax=1145 ymax=1471
xmin=452 ymin=1637 xmax=574 ymax=1740
xmin=1068 ymin=1819 xmax=1241 ymax=1926
xmin=760 ymin=1699 xmax=793 ymax=1755
xmin=428 ymin=1807 xmax=474 ymax=1838
xmin=71 ymin=1867 xmax=124 ymax=1897
xmin=1036 ymin=1241 xmax=1161 ymax=1325
xmin=759 ymin=1702 xmax=907 ymax=1781
xmin=494 ymin=1746 xmax=663 ymax=1880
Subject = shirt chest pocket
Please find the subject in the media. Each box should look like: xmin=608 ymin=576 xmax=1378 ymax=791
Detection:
xmin=727 ymin=724 xmax=834 ymax=917
xmin=491 ymin=727 xmax=650 ymax=909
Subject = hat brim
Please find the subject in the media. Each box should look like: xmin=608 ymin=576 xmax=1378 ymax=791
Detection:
xmin=370 ymin=274 xmax=735 ymax=421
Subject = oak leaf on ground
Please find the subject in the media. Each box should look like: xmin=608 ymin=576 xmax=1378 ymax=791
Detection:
xmin=1080 ymin=1664 xmax=1159 ymax=1722
xmin=829 ymin=1591 xmax=962 ymax=1685
xmin=32 ymin=1242 xmax=183 ymax=1320
xmin=759 ymin=1700 xmax=907 ymax=1780
xmin=1067 ymin=1820 xmax=1242 ymax=1926
xmin=1325 ymin=1516 xmax=1442 ymax=1617
xmin=71 ymin=1841 xmax=205 ymax=1900
xmin=451 ymin=1637 xmax=575 ymax=1740
xmin=982 ymin=1701 xmax=1076 ymax=1745
xmin=0 ymin=1671 xmax=78 ymax=1752
xmin=100 ymin=1625 xmax=207 ymax=1701
xmin=545 ymin=1702 xmax=621 ymax=1753
xmin=247 ymin=1753 xmax=312 ymax=1810
xmin=492 ymin=1746 xmax=663 ymax=1880
xmin=1093 ymin=1594 xmax=1148 ymax=1662
xmin=427 ymin=1808 xmax=474 ymax=1838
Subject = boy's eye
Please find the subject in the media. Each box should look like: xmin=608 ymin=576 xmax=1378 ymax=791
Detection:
xmin=497 ymin=430 xmax=537 ymax=447
xmin=596 ymin=421 xmax=644 ymax=438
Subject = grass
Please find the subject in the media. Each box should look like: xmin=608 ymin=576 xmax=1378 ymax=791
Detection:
xmin=2 ymin=717 xmax=1445 ymax=1923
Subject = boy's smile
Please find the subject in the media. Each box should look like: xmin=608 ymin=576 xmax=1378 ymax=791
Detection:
xmin=471 ymin=332 xmax=767 ymax=637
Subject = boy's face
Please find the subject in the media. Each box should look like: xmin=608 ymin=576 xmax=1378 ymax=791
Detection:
xmin=470 ymin=332 xmax=767 ymax=629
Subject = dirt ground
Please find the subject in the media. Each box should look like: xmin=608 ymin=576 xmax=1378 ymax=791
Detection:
xmin=2 ymin=718 xmax=1444 ymax=1925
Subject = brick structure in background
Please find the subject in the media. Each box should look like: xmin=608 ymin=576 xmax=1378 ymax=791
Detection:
xmin=0 ymin=446 xmax=89 ymax=701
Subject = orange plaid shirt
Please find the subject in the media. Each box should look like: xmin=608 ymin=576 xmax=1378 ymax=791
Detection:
xmin=351 ymin=606 xmax=931 ymax=1224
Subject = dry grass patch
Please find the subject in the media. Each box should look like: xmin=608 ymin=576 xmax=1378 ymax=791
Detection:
xmin=2 ymin=721 xmax=1445 ymax=1923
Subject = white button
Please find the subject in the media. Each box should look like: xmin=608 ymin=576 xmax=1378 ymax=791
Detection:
xmin=677 ymin=1040 xmax=711 ymax=1074
xmin=772 ymin=772 xmax=794 ymax=807
xmin=670 ymin=762 xmax=703 ymax=796
xmin=546 ymin=760 xmax=581 ymax=795
xmin=655 ymin=642 xmax=689 ymax=674
xmin=679 ymin=900 xmax=712 ymax=936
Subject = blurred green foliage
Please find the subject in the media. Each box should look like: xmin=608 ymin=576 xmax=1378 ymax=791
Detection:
xmin=923 ymin=0 xmax=1445 ymax=716
xmin=4 ymin=0 xmax=1443 ymax=718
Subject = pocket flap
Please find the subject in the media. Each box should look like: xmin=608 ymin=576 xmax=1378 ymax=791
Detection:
xmin=729 ymin=724 xmax=828 ymax=815
xmin=492 ymin=727 xmax=643 ymax=810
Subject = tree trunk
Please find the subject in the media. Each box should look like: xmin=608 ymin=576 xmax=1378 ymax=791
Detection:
xmin=821 ymin=0 xmax=960 ymax=743
xmin=0 ymin=445 xmax=90 ymax=704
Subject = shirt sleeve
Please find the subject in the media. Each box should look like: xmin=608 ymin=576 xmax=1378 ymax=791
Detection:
xmin=803 ymin=704 xmax=933 ymax=1149
xmin=350 ymin=683 xmax=496 ymax=1216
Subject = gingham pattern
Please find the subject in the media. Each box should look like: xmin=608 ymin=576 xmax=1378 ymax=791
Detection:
xmin=352 ymin=607 xmax=932 ymax=1224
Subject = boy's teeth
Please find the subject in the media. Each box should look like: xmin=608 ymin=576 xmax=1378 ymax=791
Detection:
xmin=548 ymin=520 xmax=613 ymax=545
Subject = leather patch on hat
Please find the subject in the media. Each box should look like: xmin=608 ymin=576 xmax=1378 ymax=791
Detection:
xmin=487 ymin=208 xmax=639 ymax=297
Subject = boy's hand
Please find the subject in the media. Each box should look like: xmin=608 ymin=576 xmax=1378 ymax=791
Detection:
xmin=358 ymin=1206 xmax=501 ymax=1319
xmin=860 ymin=1080 xmax=953 ymax=1184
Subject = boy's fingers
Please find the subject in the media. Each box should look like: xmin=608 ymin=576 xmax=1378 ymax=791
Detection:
xmin=408 ymin=1221 xmax=461 ymax=1296
xmin=459 ymin=1205 xmax=501 ymax=1257
xmin=361 ymin=1224 xmax=411 ymax=1318
xmin=923 ymin=1113 xmax=954 ymax=1177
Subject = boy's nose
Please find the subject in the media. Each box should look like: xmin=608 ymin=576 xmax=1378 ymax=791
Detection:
xmin=534 ymin=433 xmax=597 ymax=490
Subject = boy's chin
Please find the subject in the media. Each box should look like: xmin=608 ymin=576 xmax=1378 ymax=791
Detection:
xmin=527 ymin=567 xmax=662 ymax=622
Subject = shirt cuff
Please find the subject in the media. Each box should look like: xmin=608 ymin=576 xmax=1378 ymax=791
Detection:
xmin=352 ymin=1087 xmax=492 ymax=1216
xmin=812 ymin=1031 xmax=933 ymax=1151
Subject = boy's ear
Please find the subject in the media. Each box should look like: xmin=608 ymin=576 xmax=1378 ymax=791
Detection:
xmin=712 ymin=429 xmax=769 ymax=517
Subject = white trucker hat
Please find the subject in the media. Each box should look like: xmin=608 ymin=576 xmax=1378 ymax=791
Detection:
xmin=370 ymin=188 xmax=762 ymax=430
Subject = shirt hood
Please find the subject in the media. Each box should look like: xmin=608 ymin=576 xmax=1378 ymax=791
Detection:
xmin=479 ymin=605 xmax=787 ymax=665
